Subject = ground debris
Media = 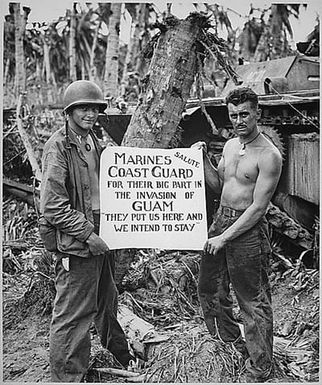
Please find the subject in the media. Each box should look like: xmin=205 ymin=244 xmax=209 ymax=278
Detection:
xmin=271 ymin=268 xmax=319 ymax=383
xmin=273 ymin=335 xmax=319 ymax=382
xmin=2 ymin=196 xmax=320 ymax=383
xmin=119 ymin=249 xmax=201 ymax=326
xmin=140 ymin=319 xmax=249 ymax=383
xmin=2 ymin=196 xmax=55 ymax=326
xmin=92 ymin=367 xmax=141 ymax=378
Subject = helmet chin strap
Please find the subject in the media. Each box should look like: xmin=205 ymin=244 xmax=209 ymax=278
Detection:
xmin=64 ymin=111 xmax=92 ymax=151
xmin=64 ymin=117 xmax=71 ymax=150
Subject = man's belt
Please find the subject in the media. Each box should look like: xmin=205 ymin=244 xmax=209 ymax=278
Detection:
xmin=218 ymin=206 xmax=245 ymax=218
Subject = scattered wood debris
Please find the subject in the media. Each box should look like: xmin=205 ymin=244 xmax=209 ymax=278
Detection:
xmin=267 ymin=203 xmax=313 ymax=249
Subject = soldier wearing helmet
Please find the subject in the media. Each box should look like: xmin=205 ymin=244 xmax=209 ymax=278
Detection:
xmin=39 ymin=80 xmax=134 ymax=382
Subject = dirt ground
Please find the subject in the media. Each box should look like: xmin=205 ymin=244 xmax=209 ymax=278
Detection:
xmin=2 ymin=256 xmax=320 ymax=383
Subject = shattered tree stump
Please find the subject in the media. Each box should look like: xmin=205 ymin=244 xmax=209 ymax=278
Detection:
xmin=121 ymin=12 xmax=236 ymax=149
xmin=122 ymin=14 xmax=201 ymax=148
xmin=118 ymin=304 xmax=170 ymax=359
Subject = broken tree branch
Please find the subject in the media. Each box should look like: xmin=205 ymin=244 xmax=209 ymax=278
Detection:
xmin=91 ymin=367 xmax=141 ymax=378
xmin=16 ymin=94 xmax=42 ymax=182
xmin=3 ymin=177 xmax=38 ymax=207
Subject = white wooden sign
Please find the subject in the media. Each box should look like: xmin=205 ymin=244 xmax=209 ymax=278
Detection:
xmin=100 ymin=146 xmax=207 ymax=250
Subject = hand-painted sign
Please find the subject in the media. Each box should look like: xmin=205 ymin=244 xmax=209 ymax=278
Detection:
xmin=100 ymin=146 xmax=207 ymax=250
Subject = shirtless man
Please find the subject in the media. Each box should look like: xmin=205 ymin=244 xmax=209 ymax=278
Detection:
xmin=194 ymin=87 xmax=282 ymax=382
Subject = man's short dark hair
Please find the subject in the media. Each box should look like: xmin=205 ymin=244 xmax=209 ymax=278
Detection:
xmin=225 ymin=87 xmax=258 ymax=108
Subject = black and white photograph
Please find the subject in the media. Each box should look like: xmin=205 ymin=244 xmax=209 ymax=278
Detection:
xmin=1 ymin=0 xmax=320 ymax=383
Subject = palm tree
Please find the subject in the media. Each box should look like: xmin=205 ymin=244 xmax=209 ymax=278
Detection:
xmin=3 ymin=13 xmax=15 ymax=84
xmin=122 ymin=13 xmax=237 ymax=148
xmin=46 ymin=20 xmax=69 ymax=84
xmin=24 ymin=27 xmax=43 ymax=84
xmin=120 ymin=3 xmax=149 ymax=99
xmin=75 ymin=5 xmax=97 ymax=79
xmin=239 ymin=4 xmax=299 ymax=62
xmin=12 ymin=3 xmax=30 ymax=96
xmin=68 ymin=3 xmax=77 ymax=81
xmin=238 ymin=16 xmax=263 ymax=62
xmin=268 ymin=3 xmax=298 ymax=59
xmin=103 ymin=2 xmax=122 ymax=98
xmin=89 ymin=17 xmax=101 ymax=82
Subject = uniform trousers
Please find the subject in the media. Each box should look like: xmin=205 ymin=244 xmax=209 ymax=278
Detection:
xmin=198 ymin=206 xmax=273 ymax=380
xmin=49 ymin=213 xmax=132 ymax=382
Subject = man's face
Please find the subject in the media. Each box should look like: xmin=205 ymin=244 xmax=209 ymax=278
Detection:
xmin=69 ymin=104 xmax=99 ymax=132
xmin=227 ymin=101 xmax=259 ymax=138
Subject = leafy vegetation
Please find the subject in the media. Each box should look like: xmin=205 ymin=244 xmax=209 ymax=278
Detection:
xmin=3 ymin=2 xmax=317 ymax=109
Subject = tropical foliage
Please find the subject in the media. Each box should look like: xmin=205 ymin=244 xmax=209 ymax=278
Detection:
xmin=2 ymin=2 xmax=318 ymax=108
xmin=238 ymin=4 xmax=302 ymax=62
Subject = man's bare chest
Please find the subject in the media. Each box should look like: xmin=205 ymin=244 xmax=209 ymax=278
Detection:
xmin=223 ymin=153 xmax=259 ymax=184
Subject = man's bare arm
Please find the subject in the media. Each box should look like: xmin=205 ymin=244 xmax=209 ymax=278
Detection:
xmin=191 ymin=141 xmax=223 ymax=194
xmin=203 ymin=155 xmax=223 ymax=194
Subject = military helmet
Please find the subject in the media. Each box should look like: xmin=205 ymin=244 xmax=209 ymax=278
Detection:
xmin=63 ymin=80 xmax=107 ymax=113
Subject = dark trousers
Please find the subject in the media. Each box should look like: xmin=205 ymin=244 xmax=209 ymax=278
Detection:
xmin=198 ymin=206 xmax=273 ymax=379
xmin=49 ymin=214 xmax=132 ymax=382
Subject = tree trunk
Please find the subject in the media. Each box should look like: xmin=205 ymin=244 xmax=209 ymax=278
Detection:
xmin=81 ymin=62 xmax=86 ymax=79
xmin=89 ymin=20 xmax=101 ymax=81
xmin=104 ymin=2 xmax=121 ymax=98
xmin=69 ymin=4 xmax=77 ymax=81
xmin=120 ymin=3 xmax=148 ymax=98
xmin=121 ymin=15 xmax=200 ymax=148
xmin=270 ymin=5 xmax=284 ymax=59
xmin=253 ymin=24 xmax=270 ymax=62
xmin=120 ymin=5 xmax=138 ymax=98
xmin=253 ymin=5 xmax=289 ymax=62
xmin=13 ymin=4 xmax=29 ymax=96
xmin=120 ymin=46 xmax=130 ymax=99
xmin=135 ymin=4 xmax=150 ymax=76
xmin=131 ymin=3 xmax=147 ymax=73
xmin=16 ymin=95 xmax=42 ymax=182
xmin=42 ymin=36 xmax=55 ymax=103
xmin=4 ymin=58 xmax=10 ymax=84
xmin=35 ymin=59 xmax=41 ymax=82
xmin=43 ymin=38 xmax=51 ymax=84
